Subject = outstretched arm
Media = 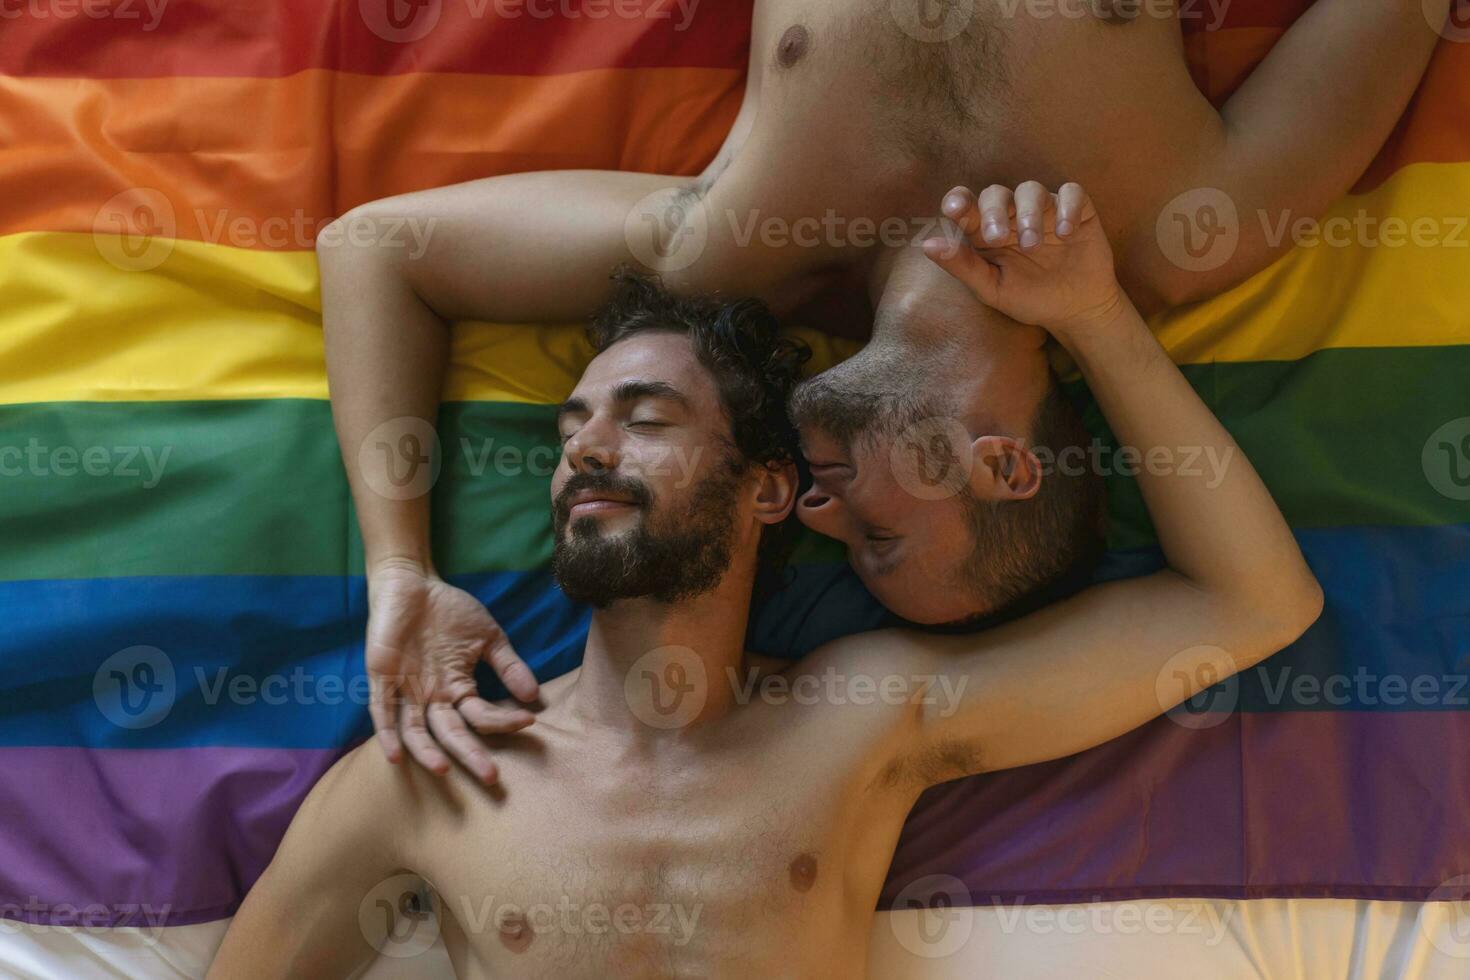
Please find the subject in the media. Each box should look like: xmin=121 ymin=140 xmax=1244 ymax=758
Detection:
xmin=205 ymin=747 xmax=415 ymax=978
xmin=1025 ymin=0 xmax=1447 ymax=310
xmin=834 ymin=181 xmax=1321 ymax=778
xmin=319 ymin=170 xmax=697 ymax=779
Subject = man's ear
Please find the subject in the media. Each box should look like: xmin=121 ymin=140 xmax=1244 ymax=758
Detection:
xmin=753 ymin=460 xmax=799 ymax=525
xmin=969 ymin=435 xmax=1042 ymax=502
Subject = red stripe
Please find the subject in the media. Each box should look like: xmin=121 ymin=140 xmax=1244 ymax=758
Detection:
xmin=0 ymin=0 xmax=752 ymax=78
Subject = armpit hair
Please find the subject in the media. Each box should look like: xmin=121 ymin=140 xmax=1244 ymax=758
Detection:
xmin=871 ymin=736 xmax=985 ymax=792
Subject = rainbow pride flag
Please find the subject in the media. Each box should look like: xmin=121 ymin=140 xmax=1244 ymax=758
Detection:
xmin=1 ymin=0 xmax=1467 ymax=961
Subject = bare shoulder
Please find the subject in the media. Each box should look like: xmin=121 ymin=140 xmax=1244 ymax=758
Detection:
xmin=298 ymin=740 xmax=492 ymax=869
xmin=796 ymin=626 xmax=953 ymax=676
xmin=760 ymin=628 xmax=954 ymax=723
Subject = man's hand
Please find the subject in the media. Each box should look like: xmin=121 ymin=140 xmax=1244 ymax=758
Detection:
xmin=923 ymin=181 xmax=1125 ymax=340
xmin=366 ymin=559 xmax=540 ymax=784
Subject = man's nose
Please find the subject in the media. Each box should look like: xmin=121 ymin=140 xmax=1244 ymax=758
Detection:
xmin=564 ymin=426 xmax=617 ymax=473
xmin=797 ymin=483 xmax=848 ymax=539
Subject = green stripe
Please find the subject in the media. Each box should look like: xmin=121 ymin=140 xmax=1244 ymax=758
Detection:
xmin=1070 ymin=346 xmax=1470 ymax=550
xmin=2 ymin=345 xmax=1465 ymax=580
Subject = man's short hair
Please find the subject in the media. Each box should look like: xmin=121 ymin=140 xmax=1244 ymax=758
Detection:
xmin=789 ymin=347 xmax=1106 ymax=625
xmin=954 ymin=383 xmax=1106 ymax=625
xmin=588 ymin=268 xmax=811 ymax=583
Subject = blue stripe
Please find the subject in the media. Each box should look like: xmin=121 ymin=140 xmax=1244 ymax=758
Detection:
xmin=1 ymin=524 xmax=1466 ymax=749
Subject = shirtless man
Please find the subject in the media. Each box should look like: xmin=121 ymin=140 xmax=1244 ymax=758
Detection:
xmin=318 ymin=0 xmax=1442 ymax=774
xmin=214 ymin=183 xmax=1323 ymax=977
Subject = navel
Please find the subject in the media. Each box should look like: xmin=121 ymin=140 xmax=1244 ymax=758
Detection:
xmin=498 ymin=910 xmax=533 ymax=953
xmin=776 ymin=25 xmax=811 ymax=69
xmin=789 ymin=852 xmax=818 ymax=893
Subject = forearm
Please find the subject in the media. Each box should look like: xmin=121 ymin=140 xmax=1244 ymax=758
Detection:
xmin=320 ymin=229 xmax=446 ymax=575
xmin=1218 ymin=0 xmax=1443 ymax=212
xmin=1059 ymin=299 xmax=1320 ymax=625
xmin=207 ymin=748 xmax=408 ymax=978
xmin=1125 ymin=0 xmax=1443 ymax=307
xmin=207 ymin=866 xmax=380 ymax=979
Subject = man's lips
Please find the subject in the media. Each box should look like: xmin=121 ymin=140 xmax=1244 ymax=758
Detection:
xmin=567 ymin=490 xmax=639 ymax=519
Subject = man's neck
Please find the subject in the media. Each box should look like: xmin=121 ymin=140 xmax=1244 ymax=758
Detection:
xmin=867 ymin=242 xmax=1051 ymax=435
xmin=564 ymin=569 xmax=756 ymax=744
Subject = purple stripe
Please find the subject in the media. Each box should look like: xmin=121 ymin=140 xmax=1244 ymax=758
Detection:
xmin=6 ymin=714 xmax=1469 ymax=926
xmin=0 ymin=746 xmax=341 ymax=928
xmin=882 ymin=711 xmax=1470 ymax=908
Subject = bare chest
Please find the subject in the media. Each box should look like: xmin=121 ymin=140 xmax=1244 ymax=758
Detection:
xmin=419 ymin=729 xmax=910 ymax=978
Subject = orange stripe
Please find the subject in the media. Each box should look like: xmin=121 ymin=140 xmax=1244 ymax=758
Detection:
xmin=1358 ymin=41 xmax=1470 ymax=191
xmin=5 ymin=38 xmax=1463 ymax=244
xmin=0 ymin=68 xmax=741 ymax=243
xmin=1184 ymin=31 xmax=1470 ymax=194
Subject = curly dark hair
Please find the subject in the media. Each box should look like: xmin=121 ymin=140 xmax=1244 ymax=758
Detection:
xmin=588 ymin=268 xmax=811 ymax=588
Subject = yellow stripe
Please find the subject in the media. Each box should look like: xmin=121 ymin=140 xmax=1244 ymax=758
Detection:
xmin=1150 ymin=162 xmax=1470 ymax=362
xmin=0 ymin=232 xmax=858 ymax=405
xmin=3 ymin=161 xmax=1466 ymax=406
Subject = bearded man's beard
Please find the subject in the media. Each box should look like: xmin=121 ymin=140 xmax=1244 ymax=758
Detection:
xmin=551 ymin=463 xmax=743 ymax=607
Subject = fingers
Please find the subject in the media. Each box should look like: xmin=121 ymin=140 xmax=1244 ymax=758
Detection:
xmin=368 ymin=676 xmax=404 ymax=764
xmin=457 ymin=697 xmax=537 ymax=735
xmin=1056 ymin=182 xmax=1086 ymax=238
xmin=922 ymin=236 xmax=1002 ymax=307
xmin=399 ymin=700 xmax=451 ymax=776
xmin=427 ymin=703 xmax=500 ymax=786
xmin=977 ymin=184 xmax=1015 ymax=246
xmin=939 ymin=186 xmax=981 ymax=252
xmin=1013 ymin=180 xmax=1054 ymax=251
xmin=484 ymin=634 xmax=540 ymax=703
xmin=941 ymin=184 xmax=1020 ymax=249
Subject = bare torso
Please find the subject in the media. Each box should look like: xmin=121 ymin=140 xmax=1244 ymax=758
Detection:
xmin=669 ymin=0 xmax=1182 ymax=325
xmin=392 ymin=666 xmax=934 ymax=978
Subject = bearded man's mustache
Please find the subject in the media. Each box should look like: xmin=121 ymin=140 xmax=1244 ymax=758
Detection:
xmin=552 ymin=471 xmax=653 ymax=530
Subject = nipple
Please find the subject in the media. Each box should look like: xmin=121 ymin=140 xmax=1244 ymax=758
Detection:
xmin=498 ymin=909 xmax=533 ymax=953
xmin=789 ymin=852 xmax=818 ymax=893
xmin=777 ymin=25 xmax=811 ymax=69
